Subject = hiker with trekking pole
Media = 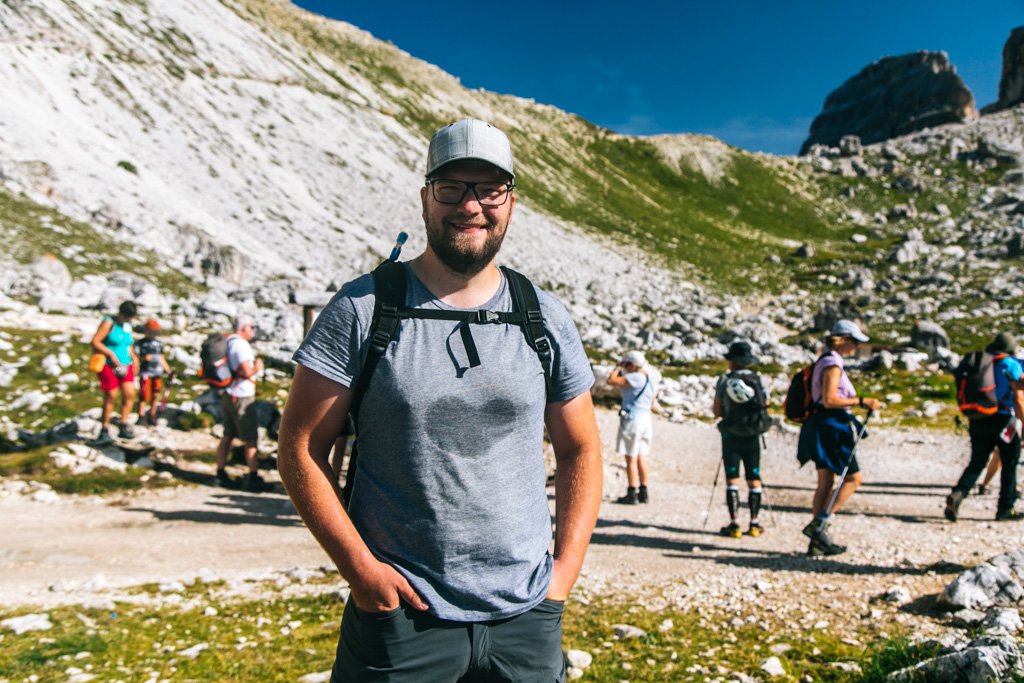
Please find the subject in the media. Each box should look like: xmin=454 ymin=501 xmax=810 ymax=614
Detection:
xmin=794 ymin=320 xmax=881 ymax=556
xmin=712 ymin=341 xmax=773 ymax=538
xmin=945 ymin=332 xmax=1024 ymax=522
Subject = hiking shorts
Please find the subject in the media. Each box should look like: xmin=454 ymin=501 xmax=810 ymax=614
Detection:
xmin=332 ymin=598 xmax=566 ymax=682
xmin=139 ymin=376 xmax=164 ymax=402
xmin=617 ymin=413 xmax=653 ymax=457
xmin=221 ymin=394 xmax=258 ymax=443
xmin=98 ymin=364 xmax=134 ymax=391
xmin=721 ymin=433 xmax=761 ymax=481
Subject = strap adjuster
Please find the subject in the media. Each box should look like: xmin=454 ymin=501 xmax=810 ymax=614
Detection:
xmin=475 ymin=310 xmax=501 ymax=324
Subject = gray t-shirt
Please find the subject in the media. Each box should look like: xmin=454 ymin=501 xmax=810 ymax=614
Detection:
xmin=293 ymin=264 xmax=594 ymax=621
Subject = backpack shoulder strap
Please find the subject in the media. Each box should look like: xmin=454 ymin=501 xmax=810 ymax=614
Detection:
xmin=343 ymin=261 xmax=406 ymax=507
xmin=501 ymin=266 xmax=552 ymax=396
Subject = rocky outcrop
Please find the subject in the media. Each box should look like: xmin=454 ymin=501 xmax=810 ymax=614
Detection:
xmin=982 ymin=26 xmax=1024 ymax=113
xmin=800 ymin=51 xmax=976 ymax=154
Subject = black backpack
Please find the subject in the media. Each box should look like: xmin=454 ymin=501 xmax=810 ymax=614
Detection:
xmin=719 ymin=371 xmax=772 ymax=437
xmin=341 ymin=260 xmax=553 ymax=506
xmin=783 ymin=356 xmax=825 ymax=423
xmin=954 ymin=351 xmax=1003 ymax=420
xmin=199 ymin=333 xmax=233 ymax=388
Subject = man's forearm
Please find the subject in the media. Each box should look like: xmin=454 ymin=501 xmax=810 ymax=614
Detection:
xmin=278 ymin=438 xmax=377 ymax=581
xmin=550 ymin=440 xmax=602 ymax=595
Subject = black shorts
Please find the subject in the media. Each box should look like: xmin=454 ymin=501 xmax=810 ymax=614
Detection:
xmin=721 ymin=432 xmax=761 ymax=481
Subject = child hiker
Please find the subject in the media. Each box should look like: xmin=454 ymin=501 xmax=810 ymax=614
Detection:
xmin=135 ymin=318 xmax=173 ymax=426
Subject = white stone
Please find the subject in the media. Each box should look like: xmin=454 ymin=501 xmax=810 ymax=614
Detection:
xmin=565 ymin=649 xmax=593 ymax=669
xmin=297 ymin=673 xmax=331 ymax=683
xmin=612 ymin=624 xmax=647 ymax=639
xmin=1 ymin=613 xmax=53 ymax=634
xmin=760 ymin=656 xmax=786 ymax=677
xmin=178 ymin=643 xmax=209 ymax=659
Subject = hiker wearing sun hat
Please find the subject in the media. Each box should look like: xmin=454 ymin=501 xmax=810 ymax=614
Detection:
xmin=608 ymin=350 xmax=661 ymax=505
xmin=280 ymin=118 xmax=600 ymax=682
xmin=946 ymin=331 xmax=1024 ymax=523
xmin=797 ymin=319 xmax=881 ymax=556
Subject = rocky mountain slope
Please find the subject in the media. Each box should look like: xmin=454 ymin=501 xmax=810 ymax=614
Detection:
xmin=1 ymin=1 xmax=1023 ymax=370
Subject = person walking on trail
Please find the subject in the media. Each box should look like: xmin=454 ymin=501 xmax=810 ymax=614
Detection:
xmin=713 ymin=341 xmax=771 ymax=538
xmin=797 ymin=320 xmax=881 ymax=556
xmin=608 ymin=350 xmax=660 ymax=505
xmin=214 ymin=315 xmax=270 ymax=493
xmin=90 ymin=300 xmax=140 ymax=443
xmin=135 ymin=318 xmax=173 ymax=427
xmin=946 ymin=332 xmax=1024 ymax=522
xmin=277 ymin=118 xmax=602 ymax=682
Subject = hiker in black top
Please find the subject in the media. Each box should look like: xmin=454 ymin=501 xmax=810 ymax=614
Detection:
xmin=945 ymin=332 xmax=1024 ymax=522
xmin=713 ymin=341 xmax=770 ymax=538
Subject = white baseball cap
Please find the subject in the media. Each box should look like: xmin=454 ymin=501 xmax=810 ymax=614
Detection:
xmin=622 ymin=350 xmax=647 ymax=368
xmin=426 ymin=119 xmax=515 ymax=179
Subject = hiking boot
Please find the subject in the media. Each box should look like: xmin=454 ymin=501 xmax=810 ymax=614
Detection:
xmin=996 ymin=507 xmax=1024 ymax=522
xmin=720 ymin=523 xmax=743 ymax=538
xmin=242 ymin=473 xmax=274 ymax=493
xmin=637 ymin=487 xmax=649 ymax=504
xmin=616 ymin=490 xmax=639 ymax=505
xmin=92 ymin=427 xmax=113 ymax=445
xmin=118 ymin=424 xmax=135 ymax=440
xmin=978 ymin=484 xmax=989 ymax=496
xmin=801 ymin=520 xmax=823 ymax=540
xmin=945 ymin=491 xmax=964 ymax=522
xmin=747 ymin=523 xmax=764 ymax=538
xmin=807 ymin=535 xmax=847 ymax=557
xmin=214 ymin=469 xmax=233 ymax=488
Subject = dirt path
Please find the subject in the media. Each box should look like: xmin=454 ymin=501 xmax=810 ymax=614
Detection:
xmin=2 ymin=408 xmax=1018 ymax=632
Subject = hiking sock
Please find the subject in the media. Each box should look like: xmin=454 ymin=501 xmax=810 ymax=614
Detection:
xmin=726 ymin=486 xmax=740 ymax=523
xmin=748 ymin=488 xmax=762 ymax=524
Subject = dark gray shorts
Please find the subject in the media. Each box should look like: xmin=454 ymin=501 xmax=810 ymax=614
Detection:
xmin=331 ymin=598 xmax=566 ymax=682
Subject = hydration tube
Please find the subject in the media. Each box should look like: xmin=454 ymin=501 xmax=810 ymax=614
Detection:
xmin=389 ymin=231 xmax=409 ymax=262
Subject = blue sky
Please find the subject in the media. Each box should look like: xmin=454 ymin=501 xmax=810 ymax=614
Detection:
xmin=294 ymin=1 xmax=1021 ymax=156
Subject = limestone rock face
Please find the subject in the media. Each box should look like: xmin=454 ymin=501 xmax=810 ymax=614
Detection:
xmin=800 ymin=51 xmax=976 ymax=154
xmin=983 ymin=26 xmax=1024 ymax=113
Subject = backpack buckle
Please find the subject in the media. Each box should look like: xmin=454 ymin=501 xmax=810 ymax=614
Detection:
xmin=475 ymin=310 xmax=501 ymax=324
xmin=526 ymin=310 xmax=543 ymax=324
xmin=533 ymin=336 xmax=551 ymax=354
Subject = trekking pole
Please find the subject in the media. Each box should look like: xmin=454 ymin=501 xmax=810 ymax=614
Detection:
xmin=819 ymin=409 xmax=873 ymax=532
xmin=759 ymin=480 xmax=778 ymax=527
xmin=158 ymin=372 xmax=176 ymax=415
xmin=701 ymin=457 xmax=724 ymax=531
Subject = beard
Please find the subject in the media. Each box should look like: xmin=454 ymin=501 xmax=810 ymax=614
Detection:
xmin=424 ymin=215 xmax=508 ymax=277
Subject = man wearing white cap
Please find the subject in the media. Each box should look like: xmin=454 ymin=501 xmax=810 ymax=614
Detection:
xmin=279 ymin=119 xmax=601 ymax=681
xmin=607 ymin=350 xmax=659 ymax=504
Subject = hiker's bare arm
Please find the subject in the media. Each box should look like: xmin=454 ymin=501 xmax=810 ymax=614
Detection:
xmin=544 ymin=391 xmax=602 ymax=601
xmin=278 ymin=365 xmax=427 ymax=613
xmin=130 ymin=345 xmax=140 ymax=372
xmin=821 ymin=367 xmax=880 ymax=411
xmin=606 ymin=363 xmax=629 ymax=387
xmin=90 ymin=320 xmax=116 ymax=362
xmin=236 ymin=357 xmax=264 ymax=379
xmin=1013 ymin=386 xmax=1024 ymax=426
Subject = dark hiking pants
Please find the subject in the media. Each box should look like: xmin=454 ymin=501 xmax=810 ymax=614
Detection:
xmin=331 ymin=598 xmax=566 ymax=682
xmin=954 ymin=414 xmax=1021 ymax=514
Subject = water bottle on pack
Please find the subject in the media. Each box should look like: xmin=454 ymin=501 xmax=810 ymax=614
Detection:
xmin=1000 ymin=416 xmax=1020 ymax=443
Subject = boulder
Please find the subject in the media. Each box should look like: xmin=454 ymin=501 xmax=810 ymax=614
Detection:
xmin=982 ymin=26 xmax=1024 ymax=113
xmin=910 ymin=321 xmax=950 ymax=355
xmin=887 ymin=635 xmax=1024 ymax=682
xmin=938 ymin=551 xmax=1024 ymax=611
xmin=800 ymin=51 xmax=976 ymax=154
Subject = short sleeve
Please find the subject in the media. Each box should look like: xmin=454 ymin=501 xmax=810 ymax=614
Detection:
xmin=292 ymin=275 xmax=374 ymax=389
xmin=1007 ymin=358 xmax=1024 ymax=382
xmin=540 ymin=293 xmax=595 ymax=404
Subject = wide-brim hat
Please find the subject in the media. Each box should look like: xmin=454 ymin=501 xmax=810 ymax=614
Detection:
xmin=987 ymin=332 xmax=1018 ymax=355
xmin=426 ymin=119 xmax=515 ymax=179
xmin=724 ymin=341 xmax=757 ymax=365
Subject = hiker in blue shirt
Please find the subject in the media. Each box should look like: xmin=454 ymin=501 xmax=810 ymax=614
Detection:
xmin=946 ymin=332 xmax=1024 ymax=522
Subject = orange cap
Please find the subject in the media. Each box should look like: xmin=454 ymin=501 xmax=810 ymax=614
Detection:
xmin=144 ymin=318 xmax=161 ymax=332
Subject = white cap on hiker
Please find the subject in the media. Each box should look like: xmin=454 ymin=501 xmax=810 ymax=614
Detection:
xmin=622 ymin=350 xmax=647 ymax=368
xmin=234 ymin=314 xmax=255 ymax=333
xmin=831 ymin=319 xmax=869 ymax=343
xmin=426 ymin=119 xmax=515 ymax=179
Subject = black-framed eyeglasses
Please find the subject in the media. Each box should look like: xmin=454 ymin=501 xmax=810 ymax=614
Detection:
xmin=426 ymin=179 xmax=514 ymax=207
